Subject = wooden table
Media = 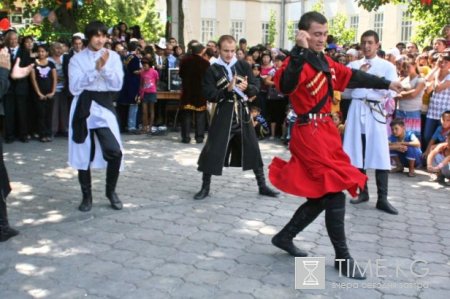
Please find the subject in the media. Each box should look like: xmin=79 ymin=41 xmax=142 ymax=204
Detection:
xmin=157 ymin=91 xmax=181 ymax=127
xmin=157 ymin=91 xmax=181 ymax=101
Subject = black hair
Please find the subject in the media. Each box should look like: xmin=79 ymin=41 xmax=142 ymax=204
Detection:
xmin=442 ymin=111 xmax=450 ymax=118
xmin=36 ymin=43 xmax=49 ymax=53
xmin=141 ymin=58 xmax=154 ymax=67
xmin=239 ymin=38 xmax=247 ymax=44
xmin=298 ymin=11 xmax=327 ymax=31
xmin=84 ymin=21 xmax=108 ymax=42
xmin=390 ymin=118 xmax=405 ymax=127
xmin=190 ymin=43 xmax=205 ymax=55
xmin=127 ymin=41 xmax=138 ymax=52
xmin=361 ymin=30 xmax=380 ymax=44
xmin=19 ymin=35 xmax=34 ymax=49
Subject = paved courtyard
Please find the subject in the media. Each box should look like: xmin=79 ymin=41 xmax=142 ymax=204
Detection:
xmin=1 ymin=132 xmax=449 ymax=299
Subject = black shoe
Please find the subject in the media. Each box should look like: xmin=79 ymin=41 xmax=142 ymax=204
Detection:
xmin=259 ymin=185 xmax=279 ymax=197
xmin=196 ymin=139 xmax=204 ymax=144
xmin=334 ymin=258 xmax=366 ymax=280
xmin=350 ymin=192 xmax=369 ymax=204
xmin=78 ymin=197 xmax=92 ymax=212
xmin=5 ymin=138 xmax=14 ymax=144
xmin=0 ymin=226 xmax=19 ymax=242
xmin=271 ymin=233 xmax=307 ymax=257
xmin=194 ymin=187 xmax=209 ymax=200
xmin=376 ymin=198 xmax=398 ymax=215
xmin=181 ymin=138 xmax=191 ymax=144
xmin=106 ymin=191 xmax=123 ymax=210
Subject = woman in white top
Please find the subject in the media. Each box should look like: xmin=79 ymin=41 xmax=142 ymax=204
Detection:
xmin=396 ymin=55 xmax=426 ymax=138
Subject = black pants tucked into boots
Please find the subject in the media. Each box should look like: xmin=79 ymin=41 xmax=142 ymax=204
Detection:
xmin=77 ymin=128 xmax=123 ymax=211
xmin=272 ymin=192 xmax=366 ymax=279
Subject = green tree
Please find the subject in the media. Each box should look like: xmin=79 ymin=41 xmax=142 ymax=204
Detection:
xmin=311 ymin=0 xmax=325 ymax=14
xmin=356 ymin=0 xmax=450 ymax=46
xmin=268 ymin=10 xmax=277 ymax=47
xmin=287 ymin=20 xmax=296 ymax=43
xmin=329 ymin=14 xmax=355 ymax=46
xmin=19 ymin=0 xmax=163 ymax=42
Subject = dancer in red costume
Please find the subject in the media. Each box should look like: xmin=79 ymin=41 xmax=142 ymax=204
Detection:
xmin=269 ymin=12 xmax=402 ymax=279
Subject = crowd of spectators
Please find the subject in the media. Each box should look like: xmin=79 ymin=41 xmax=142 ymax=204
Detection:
xmin=0 ymin=22 xmax=449 ymax=183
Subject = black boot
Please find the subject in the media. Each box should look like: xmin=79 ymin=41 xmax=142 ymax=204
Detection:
xmin=350 ymin=169 xmax=369 ymax=204
xmin=106 ymin=160 xmax=123 ymax=210
xmin=194 ymin=173 xmax=211 ymax=200
xmin=375 ymin=170 xmax=398 ymax=215
xmin=272 ymin=199 xmax=324 ymax=257
xmin=254 ymin=167 xmax=279 ymax=197
xmin=78 ymin=170 xmax=92 ymax=212
xmin=0 ymin=192 xmax=19 ymax=242
xmin=325 ymin=193 xmax=366 ymax=280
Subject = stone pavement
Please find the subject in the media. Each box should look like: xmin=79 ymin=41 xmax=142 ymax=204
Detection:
xmin=1 ymin=133 xmax=449 ymax=299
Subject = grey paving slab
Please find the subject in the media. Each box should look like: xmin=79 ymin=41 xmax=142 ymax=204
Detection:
xmin=0 ymin=133 xmax=449 ymax=298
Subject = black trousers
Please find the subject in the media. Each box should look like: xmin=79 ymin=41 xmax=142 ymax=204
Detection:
xmin=36 ymin=98 xmax=53 ymax=138
xmin=89 ymin=128 xmax=122 ymax=163
xmin=181 ymin=110 xmax=206 ymax=142
xmin=4 ymin=92 xmax=28 ymax=140
xmin=0 ymin=136 xmax=11 ymax=198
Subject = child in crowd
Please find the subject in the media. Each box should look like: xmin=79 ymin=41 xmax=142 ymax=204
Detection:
xmin=427 ymin=131 xmax=450 ymax=184
xmin=389 ymin=118 xmax=422 ymax=177
xmin=331 ymin=112 xmax=345 ymax=137
xmin=250 ymin=106 xmax=270 ymax=139
xmin=29 ymin=44 xmax=57 ymax=142
xmin=422 ymin=110 xmax=450 ymax=161
xmin=139 ymin=58 xmax=159 ymax=134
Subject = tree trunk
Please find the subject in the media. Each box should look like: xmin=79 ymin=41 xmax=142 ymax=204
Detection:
xmin=178 ymin=0 xmax=184 ymax=47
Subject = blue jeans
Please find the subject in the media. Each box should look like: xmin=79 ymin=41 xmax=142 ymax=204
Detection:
xmin=128 ymin=104 xmax=138 ymax=130
xmin=390 ymin=146 xmax=422 ymax=167
xmin=423 ymin=118 xmax=441 ymax=149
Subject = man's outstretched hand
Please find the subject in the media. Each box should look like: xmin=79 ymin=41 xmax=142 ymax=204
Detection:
xmin=11 ymin=58 xmax=34 ymax=79
xmin=388 ymin=81 xmax=403 ymax=93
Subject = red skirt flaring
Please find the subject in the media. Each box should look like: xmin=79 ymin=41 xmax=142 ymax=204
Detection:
xmin=269 ymin=120 xmax=367 ymax=199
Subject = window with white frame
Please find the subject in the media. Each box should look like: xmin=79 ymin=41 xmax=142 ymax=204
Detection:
xmin=201 ymin=19 xmax=215 ymax=44
xmin=231 ymin=20 xmax=245 ymax=41
xmin=262 ymin=22 xmax=269 ymax=45
xmin=350 ymin=15 xmax=359 ymax=42
xmin=401 ymin=11 xmax=412 ymax=43
xmin=373 ymin=13 xmax=384 ymax=42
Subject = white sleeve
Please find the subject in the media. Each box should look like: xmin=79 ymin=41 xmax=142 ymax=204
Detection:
xmin=100 ymin=52 xmax=124 ymax=91
xmin=69 ymin=56 xmax=100 ymax=96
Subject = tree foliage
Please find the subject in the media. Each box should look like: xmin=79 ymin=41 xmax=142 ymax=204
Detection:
xmin=329 ymin=14 xmax=355 ymax=46
xmin=356 ymin=0 xmax=450 ymax=46
xmin=17 ymin=0 xmax=163 ymax=42
xmin=268 ymin=10 xmax=277 ymax=46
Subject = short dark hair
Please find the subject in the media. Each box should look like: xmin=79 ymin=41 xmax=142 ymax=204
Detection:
xmin=217 ymin=35 xmax=236 ymax=49
xmin=298 ymin=11 xmax=327 ymax=31
xmin=239 ymin=38 xmax=247 ymax=44
xmin=442 ymin=110 xmax=450 ymax=119
xmin=36 ymin=44 xmax=49 ymax=53
xmin=361 ymin=30 xmax=380 ymax=44
xmin=85 ymin=21 xmax=108 ymax=42
xmin=390 ymin=118 xmax=405 ymax=127
xmin=191 ymin=42 xmax=205 ymax=55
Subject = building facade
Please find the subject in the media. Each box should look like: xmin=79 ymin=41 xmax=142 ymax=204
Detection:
xmin=182 ymin=0 xmax=417 ymax=50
